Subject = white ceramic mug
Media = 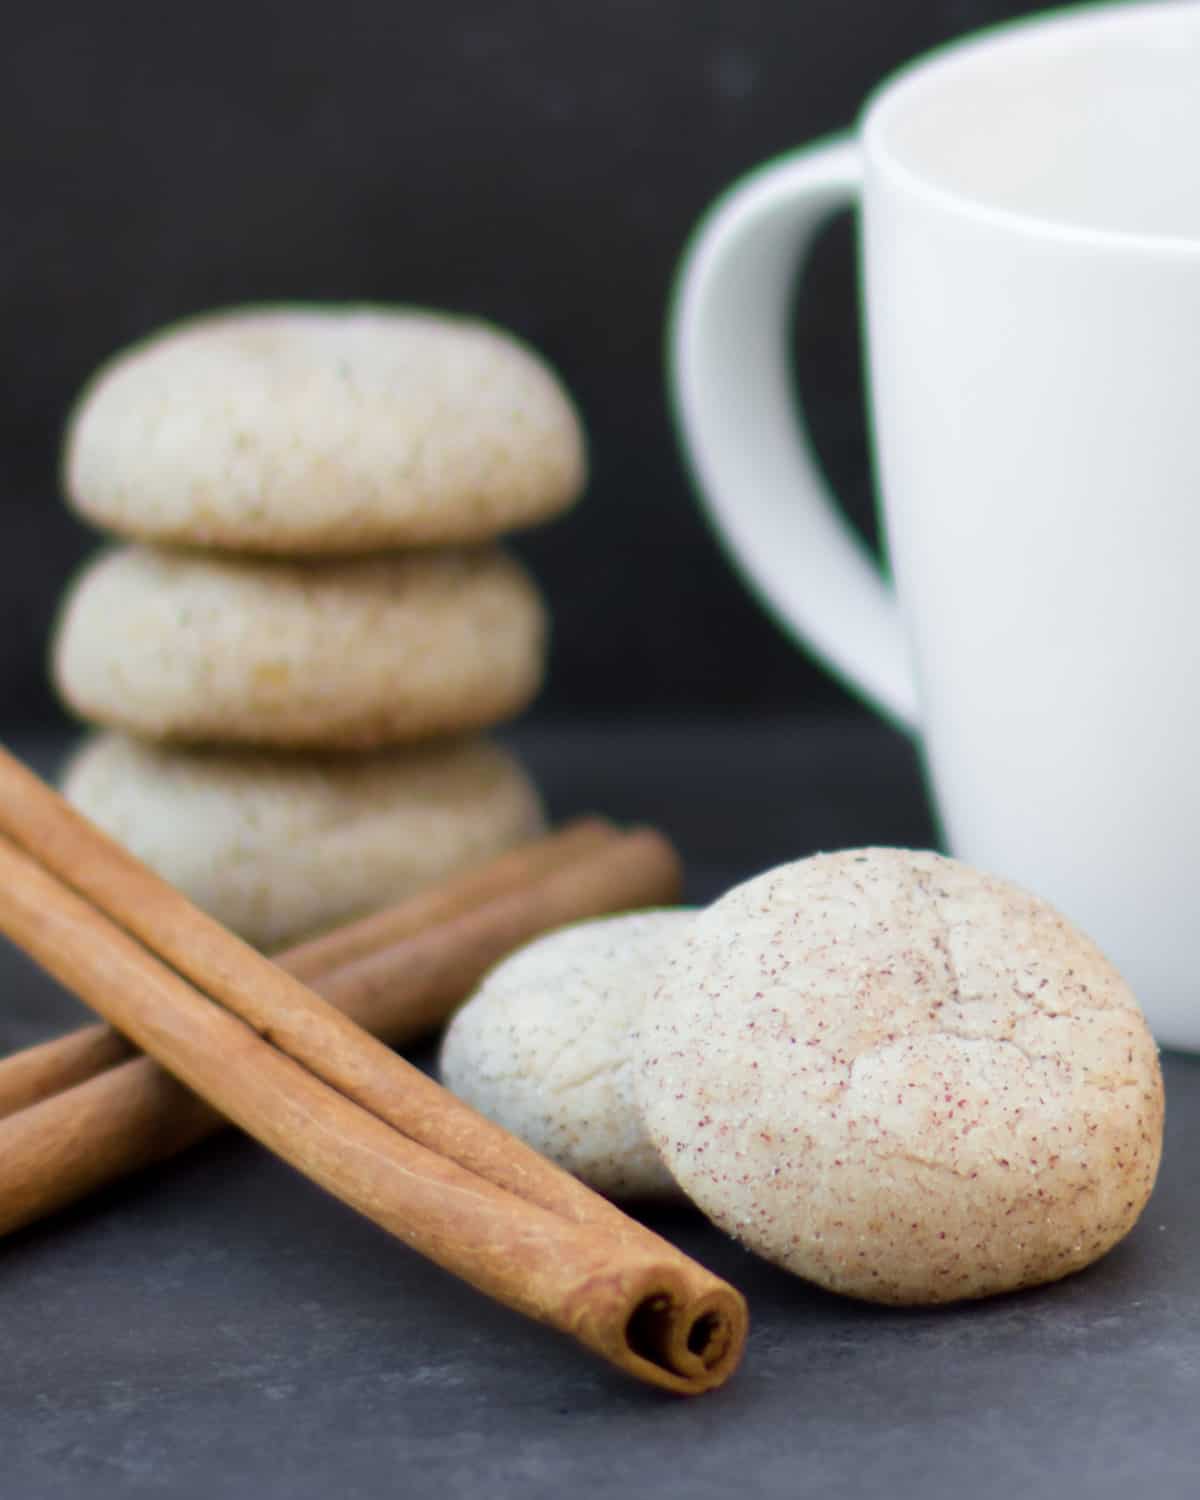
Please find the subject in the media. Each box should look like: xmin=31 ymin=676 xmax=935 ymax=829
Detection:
xmin=671 ymin=1 xmax=1200 ymax=1049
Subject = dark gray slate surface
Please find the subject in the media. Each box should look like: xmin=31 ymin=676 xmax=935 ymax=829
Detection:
xmin=0 ymin=721 xmax=1196 ymax=1499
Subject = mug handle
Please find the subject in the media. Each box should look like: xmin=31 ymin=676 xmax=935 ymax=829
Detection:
xmin=669 ymin=138 xmax=919 ymax=731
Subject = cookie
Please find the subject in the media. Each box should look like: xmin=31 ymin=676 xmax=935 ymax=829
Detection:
xmin=634 ymin=848 xmax=1163 ymax=1305
xmin=440 ymin=911 xmax=695 ymax=1201
xmin=62 ymin=305 xmax=586 ymax=553
xmin=61 ymin=731 xmax=545 ymax=950
xmin=52 ymin=544 xmax=546 ymax=749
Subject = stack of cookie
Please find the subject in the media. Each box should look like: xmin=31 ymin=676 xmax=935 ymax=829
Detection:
xmin=50 ymin=305 xmax=585 ymax=950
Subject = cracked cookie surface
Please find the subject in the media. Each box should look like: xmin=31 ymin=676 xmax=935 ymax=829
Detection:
xmin=633 ymin=848 xmax=1164 ymax=1304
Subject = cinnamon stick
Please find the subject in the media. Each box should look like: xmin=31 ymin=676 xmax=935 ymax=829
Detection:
xmin=0 ymin=1022 xmax=132 ymax=1122
xmin=0 ymin=747 xmax=746 ymax=1393
xmin=0 ymin=1055 xmax=218 ymax=1235
xmin=0 ymin=816 xmax=625 ymax=1122
xmin=0 ymin=821 xmax=682 ymax=1235
xmin=281 ymin=815 xmax=619 ymax=982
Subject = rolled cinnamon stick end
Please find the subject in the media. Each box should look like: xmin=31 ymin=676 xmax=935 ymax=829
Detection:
xmin=568 ymin=1265 xmax=746 ymax=1395
xmin=0 ymin=810 xmax=738 ymax=1392
xmin=0 ymin=830 xmax=744 ymax=1394
xmin=0 ymin=1053 xmax=744 ymax=1392
xmin=0 ymin=1054 xmax=748 ymax=1390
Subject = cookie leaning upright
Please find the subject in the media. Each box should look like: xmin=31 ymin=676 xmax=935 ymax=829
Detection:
xmin=62 ymin=305 xmax=586 ymax=553
xmin=634 ymin=847 xmax=1164 ymax=1305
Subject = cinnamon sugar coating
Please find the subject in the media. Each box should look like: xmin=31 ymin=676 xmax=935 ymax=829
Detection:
xmin=634 ymin=848 xmax=1164 ymax=1304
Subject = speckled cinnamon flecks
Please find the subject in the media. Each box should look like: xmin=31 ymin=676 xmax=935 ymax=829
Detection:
xmin=633 ymin=848 xmax=1164 ymax=1305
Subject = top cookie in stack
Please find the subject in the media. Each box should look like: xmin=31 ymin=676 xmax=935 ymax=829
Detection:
xmin=52 ymin=304 xmax=585 ymax=948
xmin=62 ymin=305 xmax=584 ymax=554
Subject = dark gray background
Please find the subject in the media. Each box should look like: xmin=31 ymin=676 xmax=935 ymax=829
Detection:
xmin=1 ymin=0 xmax=1052 ymax=727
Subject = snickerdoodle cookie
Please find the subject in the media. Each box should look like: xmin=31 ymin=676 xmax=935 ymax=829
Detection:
xmin=60 ymin=731 xmax=544 ymax=949
xmin=441 ymin=910 xmax=695 ymax=1201
xmin=52 ymin=544 xmax=546 ymax=749
xmin=634 ymin=848 xmax=1163 ymax=1304
xmin=63 ymin=305 xmax=586 ymax=553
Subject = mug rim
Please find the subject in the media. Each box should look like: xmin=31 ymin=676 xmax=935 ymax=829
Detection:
xmin=861 ymin=0 xmax=1200 ymax=257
